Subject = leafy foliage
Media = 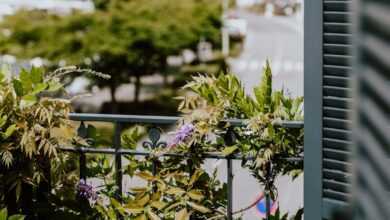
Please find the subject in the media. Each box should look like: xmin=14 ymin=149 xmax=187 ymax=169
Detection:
xmin=0 ymin=208 xmax=24 ymax=220
xmin=87 ymin=62 xmax=303 ymax=219
xmin=0 ymin=0 xmax=222 ymax=103
xmin=0 ymin=63 xmax=303 ymax=219
xmin=0 ymin=66 xmax=109 ymax=216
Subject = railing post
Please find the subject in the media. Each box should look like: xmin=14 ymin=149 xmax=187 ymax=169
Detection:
xmin=113 ymin=122 xmax=122 ymax=200
xmin=265 ymin=162 xmax=272 ymax=220
xmin=227 ymin=158 xmax=233 ymax=220
xmin=77 ymin=121 xmax=88 ymax=182
xmin=79 ymin=152 xmax=86 ymax=181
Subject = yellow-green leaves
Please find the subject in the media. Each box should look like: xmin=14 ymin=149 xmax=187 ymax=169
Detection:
xmin=0 ymin=208 xmax=25 ymax=220
xmin=254 ymin=60 xmax=272 ymax=113
xmin=12 ymin=79 xmax=23 ymax=97
xmin=221 ymin=145 xmax=238 ymax=156
xmin=186 ymin=201 xmax=211 ymax=213
xmin=175 ymin=208 xmax=190 ymax=220
xmin=187 ymin=190 xmax=204 ymax=201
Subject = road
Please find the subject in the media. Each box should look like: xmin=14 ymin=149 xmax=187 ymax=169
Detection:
xmin=221 ymin=10 xmax=304 ymax=219
xmin=228 ymin=10 xmax=303 ymax=97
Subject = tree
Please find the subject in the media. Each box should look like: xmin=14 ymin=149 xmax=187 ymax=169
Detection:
xmin=0 ymin=0 xmax=222 ymax=109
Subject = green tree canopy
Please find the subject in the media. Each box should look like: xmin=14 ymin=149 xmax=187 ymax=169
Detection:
xmin=0 ymin=0 xmax=222 ymax=105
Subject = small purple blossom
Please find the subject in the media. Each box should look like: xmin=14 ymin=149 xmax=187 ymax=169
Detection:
xmin=77 ymin=179 xmax=98 ymax=201
xmin=169 ymin=123 xmax=195 ymax=147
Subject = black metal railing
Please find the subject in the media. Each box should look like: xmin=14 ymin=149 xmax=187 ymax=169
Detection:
xmin=60 ymin=113 xmax=304 ymax=220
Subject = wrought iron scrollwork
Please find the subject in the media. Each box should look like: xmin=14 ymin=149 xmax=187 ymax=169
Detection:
xmin=142 ymin=127 xmax=167 ymax=149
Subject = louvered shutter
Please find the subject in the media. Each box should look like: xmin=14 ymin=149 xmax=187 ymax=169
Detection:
xmin=353 ymin=0 xmax=390 ymax=219
xmin=322 ymin=0 xmax=353 ymax=217
xmin=305 ymin=0 xmax=353 ymax=219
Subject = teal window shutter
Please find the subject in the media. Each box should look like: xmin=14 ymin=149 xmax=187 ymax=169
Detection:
xmin=353 ymin=0 xmax=390 ymax=219
xmin=305 ymin=0 xmax=353 ymax=219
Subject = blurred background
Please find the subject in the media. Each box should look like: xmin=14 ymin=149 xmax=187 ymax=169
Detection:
xmin=0 ymin=0 xmax=303 ymax=219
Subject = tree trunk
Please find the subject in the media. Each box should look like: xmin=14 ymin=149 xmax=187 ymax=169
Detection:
xmin=110 ymin=83 xmax=118 ymax=113
xmin=134 ymin=75 xmax=141 ymax=103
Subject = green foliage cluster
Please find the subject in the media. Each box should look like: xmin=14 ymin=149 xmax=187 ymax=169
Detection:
xmin=0 ymin=0 xmax=222 ymax=103
xmin=0 ymin=64 xmax=303 ymax=219
xmin=0 ymin=208 xmax=24 ymax=220
xmin=87 ymin=62 xmax=303 ymax=219
xmin=0 ymin=66 xmax=109 ymax=217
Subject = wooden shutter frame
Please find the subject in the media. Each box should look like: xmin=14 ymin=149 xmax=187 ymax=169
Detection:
xmin=304 ymin=0 xmax=324 ymax=219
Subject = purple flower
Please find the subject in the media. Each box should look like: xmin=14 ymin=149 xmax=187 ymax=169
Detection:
xmin=169 ymin=123 xmax=195 ymax=147
xmin=77 ymin=179 xmax=98 ymax=201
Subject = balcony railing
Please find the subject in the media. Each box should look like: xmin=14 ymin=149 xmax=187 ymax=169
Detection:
xmin=59 ymin=113 xmax=304 ymax=220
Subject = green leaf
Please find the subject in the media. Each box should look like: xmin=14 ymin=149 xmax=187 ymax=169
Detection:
xmin=254 ymin=60 xmax=272 ymax=113
xmin=147 ymin=210 xmax=160 ymax=220
xmin=19 ymin=69 xmax=32 ymax=92
xmin=15 ymin=181 xmax=22 ymax=202
xmin=30 ymin=67 xmax=43 ymax=84
xmin=187 ymin=190 xmax=204 ymax=201
xmin=47 ymin=81 xmax=63 ymax=92
xmin=111 ymin=198 xmax=125 ymax=216
xmin=150 ymin=201 xmax=166 ymax=210
xmin=165 ymin=187 xmax=186 ymax=196
xmin=31 ymin=83 xmax=47 ymax=95
xmin=8 ymin=214 xmax=25 ymax=220
xmin=12 ymin=79 xmax=24 ymax=96
xmin=136 ymin=194 xmax=150 ymax=207
xmin=20 ymin=94 xmax=37 ymax=108
xmin=124 ymin=207 xmax=144 ymax=215
xmin=134 ymin=214 xmax=147 ymax=220
xmin=175 ymin=208 xmax=189 ymax=220
xmin=188 ymin=169 xmax=203 ymax=187
xmin=136 ymin=171 xmax=155 ymax=181
xmin=186 ymin=201 xmax=211 ymax=213
xmin=0 ymin=208 xmax=7 ymax=220
xmin=164 ymin=202 xmax=182 ymax=212
xmin=221 ymin=146 xmax=238 ymax=156
xmin=3 ymin=124 xmax=16 ymax=138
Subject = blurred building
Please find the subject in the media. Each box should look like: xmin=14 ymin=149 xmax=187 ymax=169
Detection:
xmin=0 ymin=0 xmax=94 ymax=19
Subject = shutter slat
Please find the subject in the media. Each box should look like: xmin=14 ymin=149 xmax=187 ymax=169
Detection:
xmin=324 ymin=127 xmax=350 ymax=140
xmin=323 ymin=85 xmax=351 ymax=98
xmin=324 ymin=22 xmax=351 ymax=34
xmin=323 ymin=158 xmax=352 ymax=173
xmin=324 ymin=64 xmax=352 ymax=77
xmin=324 ymin=106 xmax=350 ymax=119
xmin=323 ymin=179 xmax=350 ymax=193
xmin=362 ymin=33 xmax=390 ymax=72
xmin=323 ymin=189 xmax=351 ymax=202
xmin=324 ymin=54 xmax=352 ymax=66
xmin=324 ymin=148 xmax=350 ymax=162
xmin=361 ymin=97 xmax=390 ymax=147
xmin=324 ymin=117 xmax=350 ymax=130
xmin=324 ymin=75 xmax=349 ymax=87
xmin=364 ymin=2 xmax=390 ymax=37
xmin=357 ymin=159 xmax=390 ymax=218
xmin=324 ymin=43 xmax=351 ymax=55
xmin=324 ymin=96 xmax=350 ymax=110
xmin=324 ymin=11 xmax=351 ymax=23
xmin=324 ymin=33 xmax=351 ymax=44
xmin=323 ymin=137 xmax=351 ymax=151
xmin=324 ymin=1 xmax=351 ymax=12
xmin=324 ymin=168 xmax=351 ymax=183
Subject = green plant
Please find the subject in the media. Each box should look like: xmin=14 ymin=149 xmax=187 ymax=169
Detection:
xmin=0 ymin=66 xmax=109 ymax=217
xmin=0 ymin=208 xmax=24 ymax=220
xmin=91 ymin=62 xmax=303 ymax=219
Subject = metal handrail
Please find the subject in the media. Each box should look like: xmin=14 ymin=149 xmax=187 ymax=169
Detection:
xmin=61 ymin=113 xmax=304 ymax=220
xmin=69 ymin=113 xmax=304 ymax=128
